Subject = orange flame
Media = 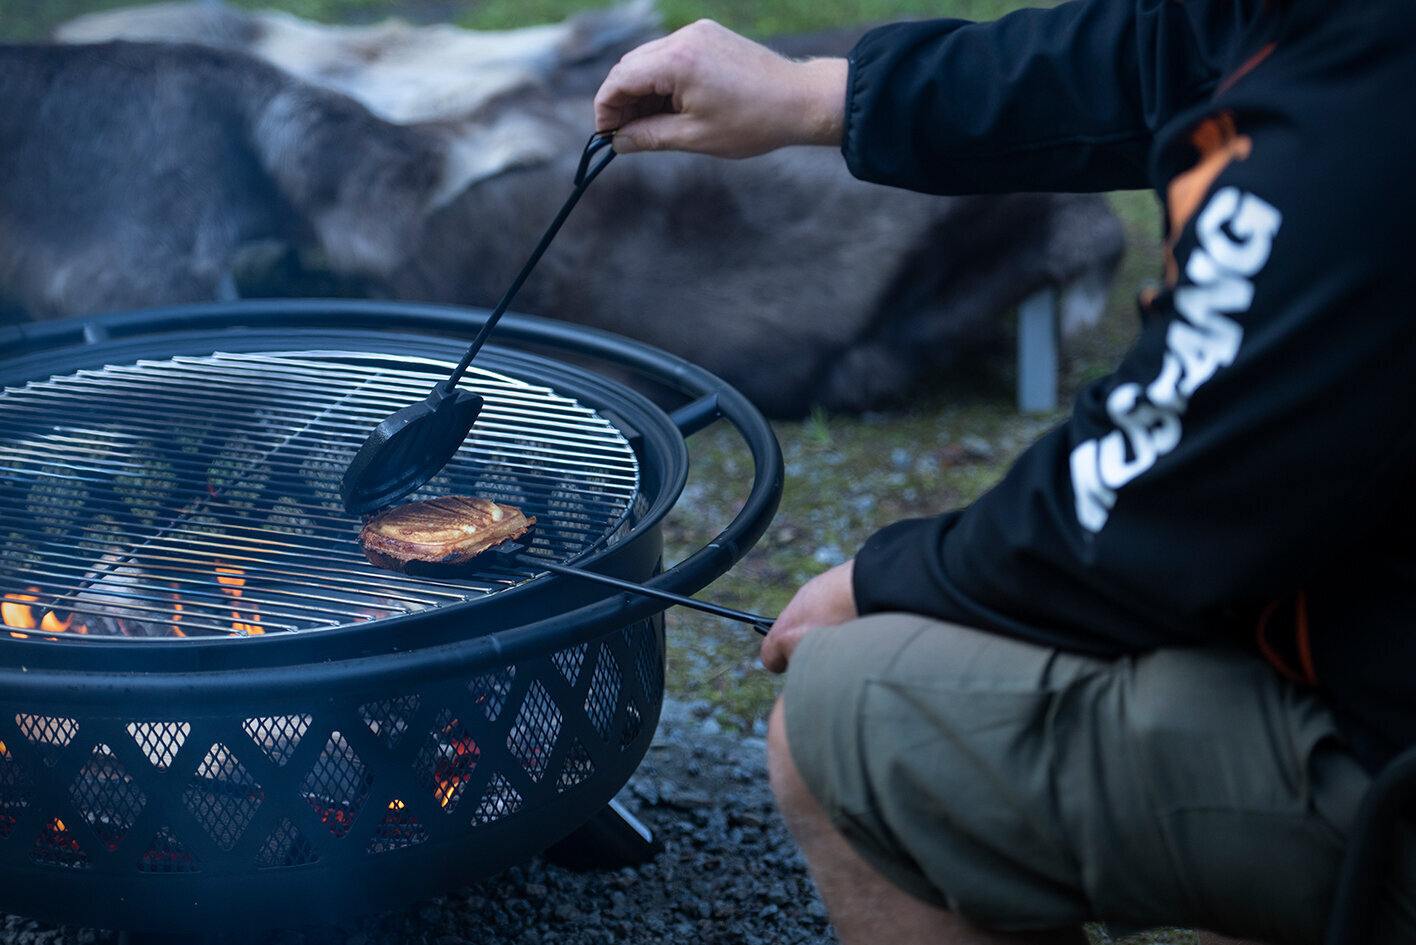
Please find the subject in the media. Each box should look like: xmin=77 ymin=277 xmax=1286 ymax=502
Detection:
xmin=4 ymin=589 xmax=81 ymax=636
xmin=1 ymin=590 xmax=39 ymax=630
xmin=216 ymin=564 xmax=263 ymax=635
xmin=4 ymin=560 xmax=265 ymax=639
xmin=433 ymin=720 xmax=479 ymax=809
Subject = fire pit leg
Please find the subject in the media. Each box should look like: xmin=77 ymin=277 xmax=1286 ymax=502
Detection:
xmin=542 ymin=798 xmax=660 ymax=872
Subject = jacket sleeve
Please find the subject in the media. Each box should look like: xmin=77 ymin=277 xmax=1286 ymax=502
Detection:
xmin=851 ymin=36 xmax=1416 ymax=656
xmin=842 ymin=0 xmax=1167 ymax=195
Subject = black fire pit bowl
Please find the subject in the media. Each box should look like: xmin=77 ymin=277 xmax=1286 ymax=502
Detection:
xmin=0 ymin=299 xmax=783 ymax=935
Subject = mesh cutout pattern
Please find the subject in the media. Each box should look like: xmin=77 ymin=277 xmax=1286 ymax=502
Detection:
xmin=636 ymin=628 xmax=663 ymax=708
xmin=368 ymin=800 xmax=427 ymax=854
xmin=468 ymin=667 xmax=516 ymax=722
xmin=183 ymin=744 xmax=263 ymax=851
xmin=69 ymin=744 xmax=146 ymax=852
xmin=243 ymin=715 xmax=312 ymax=767
xmin=15 ymin=715 xmax=77 ymax=767
xmin=138 ymin=826 xmax=199 ymax=874
xmin=619 ymin=697 xmax=644 ymax=750
xmin=414 ymin=710 xmax=480 ymax=813
xmin=555 ymin=739 xmax=595 ymax=794
xmin=584 ymin=647 xmax=623 ymax=742
xmin=0 ymin=740 xmax=33 ymax=839
xmin=508 ymin=681 xmax=562 ymax=783
xmin=552 ymin=643 xmax=587 ymax=687
xmin=126 ymin=722 xmax=190 ymax=770
xmin=360 ymin=696 xmax=422 ymax=750
xmin=255 ymin=817 xmax=318 ymax=870
xmin=0 ymin=614 xmax=664 ymax=925
xmin=299 ymin=735 xmax=372 ymax=839
xmin=472 ymin=773 xmax=523 ymax=825
xmin=32 ymin=817 xmax=90 ymax=870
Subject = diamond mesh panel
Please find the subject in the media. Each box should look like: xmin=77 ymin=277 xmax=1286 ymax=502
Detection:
xmin=414 ymin=710 xmax=480 ymax=813
xmin=508 ymin=681 xmax=562 ymax=784
xmin=255 ymin=817 xmax=318 ymax=870
xmin=138 ymin=827 xmax=199 ymax=874
xmin=468 ymin=667 xmax=516 ymax=722
xmin=0 ymin=615 xmax=665 ymax=933
xmin=368 ymin=800 xmax=428 ymax=854
xmin=472 ymin=773 xmax=523 ymax=826
xmin=126 ymin=721 xmax=190 ymax=770
xmin=32 ymin=817 xmax=90 ymax=870
xmin=553 ymin=643 xmax=587 ymax=687
xmin=300 ymin=736 xmax=373 ymax=839
xmin=244 ymin=715 xmax=312 ymax=767
xmin=15 ymin=715 xmax=77 ymax=767
xmin=0 ymin=741 xmax=32 ymax=840
xmin=183 ymin=744 xmax=263 ymax=851
xmin=584 ymin=647 xmax=622 ymax=743
xmin=360 ymin=696 xmax=422 ymax=750
xmin=69 ymin=745 xmax=145 ymax=852
xmin=555 ymin=739 xmax=595 ymax=793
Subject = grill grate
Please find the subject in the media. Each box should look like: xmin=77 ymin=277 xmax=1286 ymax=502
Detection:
xmin=0 ymin=351 xmax=642 ymax=640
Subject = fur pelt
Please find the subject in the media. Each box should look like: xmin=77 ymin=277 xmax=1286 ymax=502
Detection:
xmin=0 ymin=2 xmax=1126 ymax=417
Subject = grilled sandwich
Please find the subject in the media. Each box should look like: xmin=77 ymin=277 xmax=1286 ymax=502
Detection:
xmin=359 ymin=496 xmax=535 ymax=571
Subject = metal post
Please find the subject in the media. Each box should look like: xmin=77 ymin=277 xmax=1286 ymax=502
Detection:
xmin=1017 ymin=286 xmax=1059 ymax=413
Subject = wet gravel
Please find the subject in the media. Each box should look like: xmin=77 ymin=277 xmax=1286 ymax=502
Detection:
xmin=0 ymin=699 xmax=833 ymax=945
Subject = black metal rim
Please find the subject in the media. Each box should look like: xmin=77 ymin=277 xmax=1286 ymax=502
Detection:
xmin=0 ymin=300 xmax=785 ymax=682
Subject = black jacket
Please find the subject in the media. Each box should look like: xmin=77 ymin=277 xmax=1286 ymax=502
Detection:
xmin=844 ymin=0 xmax=1416 ymax=771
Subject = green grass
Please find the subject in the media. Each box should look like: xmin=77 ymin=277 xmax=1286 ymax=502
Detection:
xmin=0 ymin=0 xmax=1055 ymax=41
xmin=463 ymin=0 xmax=1054 ymax=35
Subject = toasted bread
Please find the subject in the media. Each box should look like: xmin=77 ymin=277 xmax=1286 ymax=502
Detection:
xmin=359 ymin=496 xmax=535 ymax=572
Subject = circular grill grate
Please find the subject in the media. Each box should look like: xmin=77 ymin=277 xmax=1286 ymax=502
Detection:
xmin=0 ymin=351 xmax=642 ymax=640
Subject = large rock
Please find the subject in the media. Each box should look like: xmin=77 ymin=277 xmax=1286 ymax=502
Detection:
xmin=0 ymin=2 xmax=1125 ymax=416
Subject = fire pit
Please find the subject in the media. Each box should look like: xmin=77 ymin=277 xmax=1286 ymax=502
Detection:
xmin=0 ymin=299 xmax=782 ymax=935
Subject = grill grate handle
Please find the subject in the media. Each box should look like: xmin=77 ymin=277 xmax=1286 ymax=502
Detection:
xmin=493 ymin=542 xmax=774 ymax=635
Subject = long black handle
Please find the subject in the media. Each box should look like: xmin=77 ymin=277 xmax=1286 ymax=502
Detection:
xmin=443 ymin=131 xmax=616 ymax=391
xmin=518 ymin=555 xmax=774 ymax=636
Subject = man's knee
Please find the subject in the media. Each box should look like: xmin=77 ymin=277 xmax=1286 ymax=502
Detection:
xmin=766 ymin=695 xmax=808 ymax=818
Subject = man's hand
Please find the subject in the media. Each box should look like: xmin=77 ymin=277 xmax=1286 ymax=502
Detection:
xmin=760 ymin=559 xmax=858 ymax=673
xmin=593 ymin=19 xmax=847 ymax=158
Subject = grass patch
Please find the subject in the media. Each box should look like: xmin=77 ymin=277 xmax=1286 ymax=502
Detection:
xmin=1 ymin=0 xmax=1057 ymax=41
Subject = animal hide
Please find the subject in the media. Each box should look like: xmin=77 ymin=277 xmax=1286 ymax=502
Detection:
xmin=0 ymin=40 xmax=455 ymax=318
xmin=1 ymin=2 xmax=1126 ymax=416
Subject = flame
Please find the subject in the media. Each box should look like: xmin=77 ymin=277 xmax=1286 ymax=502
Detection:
xmin=216 ymin=565 xmax=264 ymax=635
xmin=2 ymin=590 xmax=39 ymax=630
xmin=3 ymin=560 xmax=265 ymax=639
xmin=3 ymin=589 xmax=83 ymax=637
xmin=170 ymin=587 xmax=186 ymax=637
xmin=433 ymin=720 xmax=479 ymax=809
xmin=41 ymin=612 xmax=72 ymax=633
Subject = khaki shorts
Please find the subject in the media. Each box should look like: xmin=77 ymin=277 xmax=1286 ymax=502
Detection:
xmin=782 ymin=614 xmax=1416 ymax=943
